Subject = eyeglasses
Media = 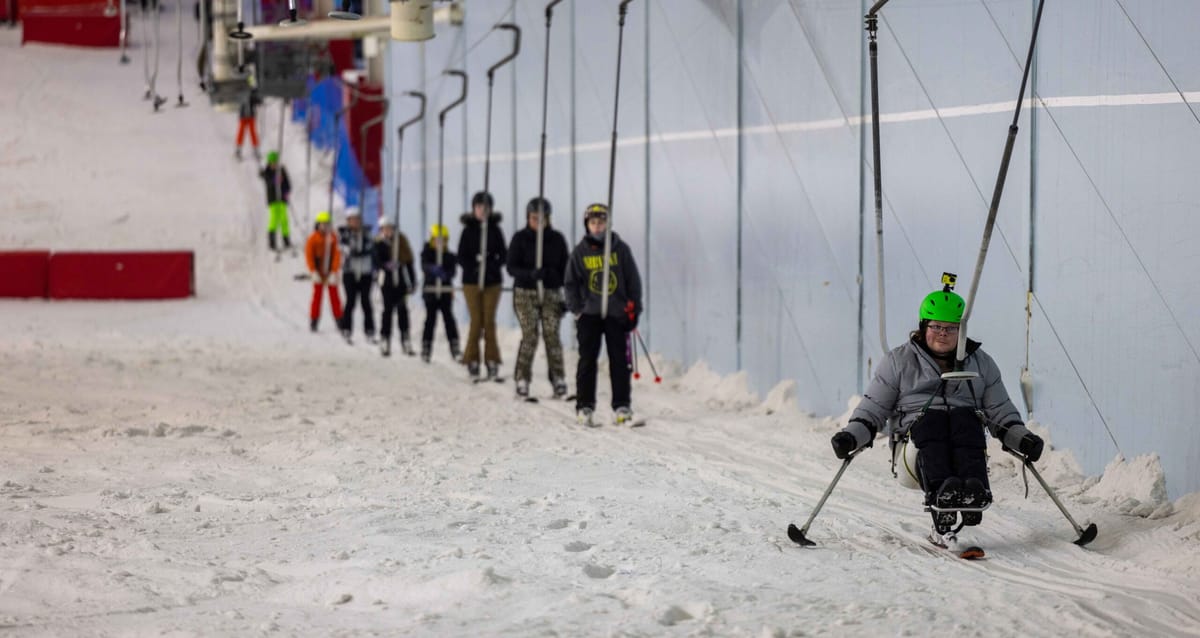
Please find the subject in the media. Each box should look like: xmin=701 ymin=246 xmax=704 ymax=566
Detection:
xmin=926 ymin=324 xmax=960 ymax=335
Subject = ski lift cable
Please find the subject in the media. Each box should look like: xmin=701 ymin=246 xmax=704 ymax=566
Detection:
xmin=875 ymin=13 xmax=1024 ymax=275
xmin=977 ymin=1 xmax=1200 ymax=369
xmin=1113 ymin=0 xmax=1200 ymax=128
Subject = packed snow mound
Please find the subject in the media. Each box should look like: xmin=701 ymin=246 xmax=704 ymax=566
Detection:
xmin=673 ymin=361 xmax=759 ymax=410
xmin=1081 ymin=454 xmax=1172 ymax=519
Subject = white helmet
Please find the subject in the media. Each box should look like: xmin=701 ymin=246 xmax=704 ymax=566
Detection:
xmin=893 ymin=438 xmax=922 ymax=491
xmin=345 ymin=207 xmax=362 ymax=220
xmin=378 ymin=217 xmax=396 ymax=228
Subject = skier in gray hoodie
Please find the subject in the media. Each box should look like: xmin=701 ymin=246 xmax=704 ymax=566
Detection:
xmin=831 ymin=279 xmax=1044 ymax=535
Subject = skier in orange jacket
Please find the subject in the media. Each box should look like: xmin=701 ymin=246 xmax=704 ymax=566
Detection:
xmin=305 ymin=211 xmax=343 ymax=332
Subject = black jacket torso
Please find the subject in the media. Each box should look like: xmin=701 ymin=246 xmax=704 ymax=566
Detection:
xmin=456 ymin=213 xmax=507 ymax=287
xmin=259 ymin=166 xmax=290 ymax=204
xmin=421 ymin=243 xmax=458 ymax=293
xmin=506 ymin=225 xmax=569 ymax=290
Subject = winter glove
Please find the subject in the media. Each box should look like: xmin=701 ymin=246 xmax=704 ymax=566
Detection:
xmin=310 ymin=271 xmax=325 ymax=285
xmin=1018 ymin=433 xmax=1044 ymax=463
xmin=831 ymin=431 xmax=858 ymax=459
xmin=429 ymin=265 xmax=446 ymax=279
xmin=531 ymin=267 xmax=544 ymax=282
xmin=557 ymin=300 xmax=568 ymax=316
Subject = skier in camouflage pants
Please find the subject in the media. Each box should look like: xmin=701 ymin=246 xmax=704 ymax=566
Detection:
xmin=506 ymin=197 xmax=571 ymax=398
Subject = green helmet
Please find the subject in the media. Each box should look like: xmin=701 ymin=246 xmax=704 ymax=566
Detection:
xmin=266 ymin=151 xmax=280 ymax=164
xmin=919 ymin=288 xmax=965 ymax=323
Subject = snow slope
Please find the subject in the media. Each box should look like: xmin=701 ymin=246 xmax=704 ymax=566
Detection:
xmin=2 ymin=18 xmax=1200 ymax=637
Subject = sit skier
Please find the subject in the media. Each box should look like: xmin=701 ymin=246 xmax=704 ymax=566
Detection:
xmin=506 ymin=197 xmax=570 ymax=399
xmin=338 ymin=208 xmax=376 ymax=345
xmin=831 ymin=276 xmax=1045 ymax=544
xmin=304 ymin=211 xmax=343 ymax=332
xmin=563 ymin=204 xmax=643 ymax=426
xmin=259 ymin=151 xmax=291 ymax=255
xmin=420 ymin=224 xmax=460 ymax=363
xmin=374 ymin=218 xmax=417 ymax=357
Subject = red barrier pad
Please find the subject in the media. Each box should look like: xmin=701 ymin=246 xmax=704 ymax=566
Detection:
xmin=48 ymin=251 xmax=194 ymax=300
xmin=19 ymin=0 xmax=119 ymax=48
xmin=0 ymin=251 xmax=50 ymax=298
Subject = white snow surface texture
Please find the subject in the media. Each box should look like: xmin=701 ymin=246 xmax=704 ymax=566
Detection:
xmin=3 ymin=28 xmax=1200 ymax=638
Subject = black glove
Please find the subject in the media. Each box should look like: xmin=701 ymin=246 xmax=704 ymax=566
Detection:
xmin=558 ymin=300 xmax=568 ymax=315
xmin=627 ymin=312 xmax=640 ymax=331
xmin=1019 ymin=433 xmax=1044 ymax=463
xmin=531 ymin=267 xmax=544 ymax=282
xmin=831 ymin=431 xmax=858 ymax=459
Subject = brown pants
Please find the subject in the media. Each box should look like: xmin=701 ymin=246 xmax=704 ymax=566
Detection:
xmin=462 ymin=284 xmax=502 ymax=365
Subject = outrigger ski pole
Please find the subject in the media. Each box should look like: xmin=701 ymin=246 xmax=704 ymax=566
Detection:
xmin=787 ymin=449 xmax=864 ymax=547
xmin=1006 ymin=449 xmax=1098 ymax=546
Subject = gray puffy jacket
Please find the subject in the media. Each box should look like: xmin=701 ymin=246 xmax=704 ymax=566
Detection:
xmin=841 ymin=335 xmax=1032 ymax=453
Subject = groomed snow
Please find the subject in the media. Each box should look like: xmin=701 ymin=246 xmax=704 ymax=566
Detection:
xmin=2 ymin=20 xmax=1200 ymax=637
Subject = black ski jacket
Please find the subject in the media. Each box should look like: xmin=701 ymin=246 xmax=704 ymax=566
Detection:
xmin=421 ymin=243 xmax=458 ymax=294
xmin=338 ymin=227 xmax=374 ymax=278
xmin=238 ymin=89 xmax=261 ymax=119
xmin=259 ymin=166 xmax=290 ymax=204
xmin=456 ymin=212 xmax=507 ymax=287
xmin=506 ymin=224 xmax=569 ymax=290
xmin=373 ymin=237 xmax=417 ymax=293
xmin=564 ymin=232 xmax=643 ymax=322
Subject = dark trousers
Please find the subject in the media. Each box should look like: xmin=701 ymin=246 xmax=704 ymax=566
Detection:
xmin=341 ymin=273 xmax=375 ymax=335
xmin=910 ymin=407 xmax=989 ymax=495
xmin=380 ymin=284 xmax=410 ymax=341
xmin=422 ymin=292 xmax=459 ymax=344
xmin=575 ymin=315 xmax=632 ymax=411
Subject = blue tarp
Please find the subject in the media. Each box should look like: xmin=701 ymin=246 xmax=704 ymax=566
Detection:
xmin=294 ymin=77 xmax=380 ymax=227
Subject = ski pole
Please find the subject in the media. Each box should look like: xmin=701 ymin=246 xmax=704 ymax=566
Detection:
xmin=1006 ymin=450 xmax=1098 ymax=546
xmin=787 ymin=450 xmax=862 ymax=547
xmin=632 ymin=328 xmax=660 ymax=383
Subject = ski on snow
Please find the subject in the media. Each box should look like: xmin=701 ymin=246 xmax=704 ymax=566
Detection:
xmin=785 ymin=523 xmax=984 ymax=560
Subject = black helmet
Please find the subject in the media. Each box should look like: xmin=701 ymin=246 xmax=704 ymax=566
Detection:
xmin=472 ymin=191 xmax=494 ymax=208
xmin=583 ymin=202 xmax=608 ymax=225
xmin=526 ymin=197 xmax=552 ymax=217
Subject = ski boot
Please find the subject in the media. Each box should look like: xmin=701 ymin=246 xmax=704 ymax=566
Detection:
xmin=930 ymin=477 xmax=963 ymax=534
xmin=467 ymin=361 xmax=481 ymax=380
xmin=485 ymin=361 xmax=500 ymax=381
xmin=421 ymin=341 xmax=432 ymax=363
xmin=515 ymin=379 xmax=530 ymax=398
xmin=366 ymin=333 xmax=378 ymax=346
xmin=252 ymin=147 xmax=262 ymax=161
xmin=551 ymin=377 xmax=569 ymax=399
xmin=234 ymin=147 xmax=243 ymax=161
xmin=960 ymin=478 xmax=992 ymax=526
xmin=576 ymin=407 xmax=595 ymax=427
xmin=613 ymin=406 xmax=635 ymax=426
xmin=380 ymin=339 xmax=391 ymax=358
xmin=449 ymin=339 xmax=462 ymax=362
xmin=341 ymin=328 xmax=353 ymax=345
xmin=268 ymin=231 xmax=278 ymax=252
xmin=310 ymin=318 xmax=319 ymax=333
xmin=400 ymin=335 xmax=416 ymax=357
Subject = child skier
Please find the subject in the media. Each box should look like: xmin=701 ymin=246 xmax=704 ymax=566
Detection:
xmin=304 ymin=211 xmax=343 ymax=332
xmin=457 ymin=191 xmax=507 ymax=380
xmin=374 ymin=218 xmax=417 ymax=357
xmin=563 ymin=203 xmax=643 ymax=426
xmin=506 ymin=196 xmax=570 ymax=399
xmin=259 ymin=151 xmax=291 ymax=254
xmin=338 ymin=208 xmax=375 ymax=345
xmin=421 ymin=224 xmax=460 ymax=363
xmin=831 ymin=276 xmax=1045 ymax=545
